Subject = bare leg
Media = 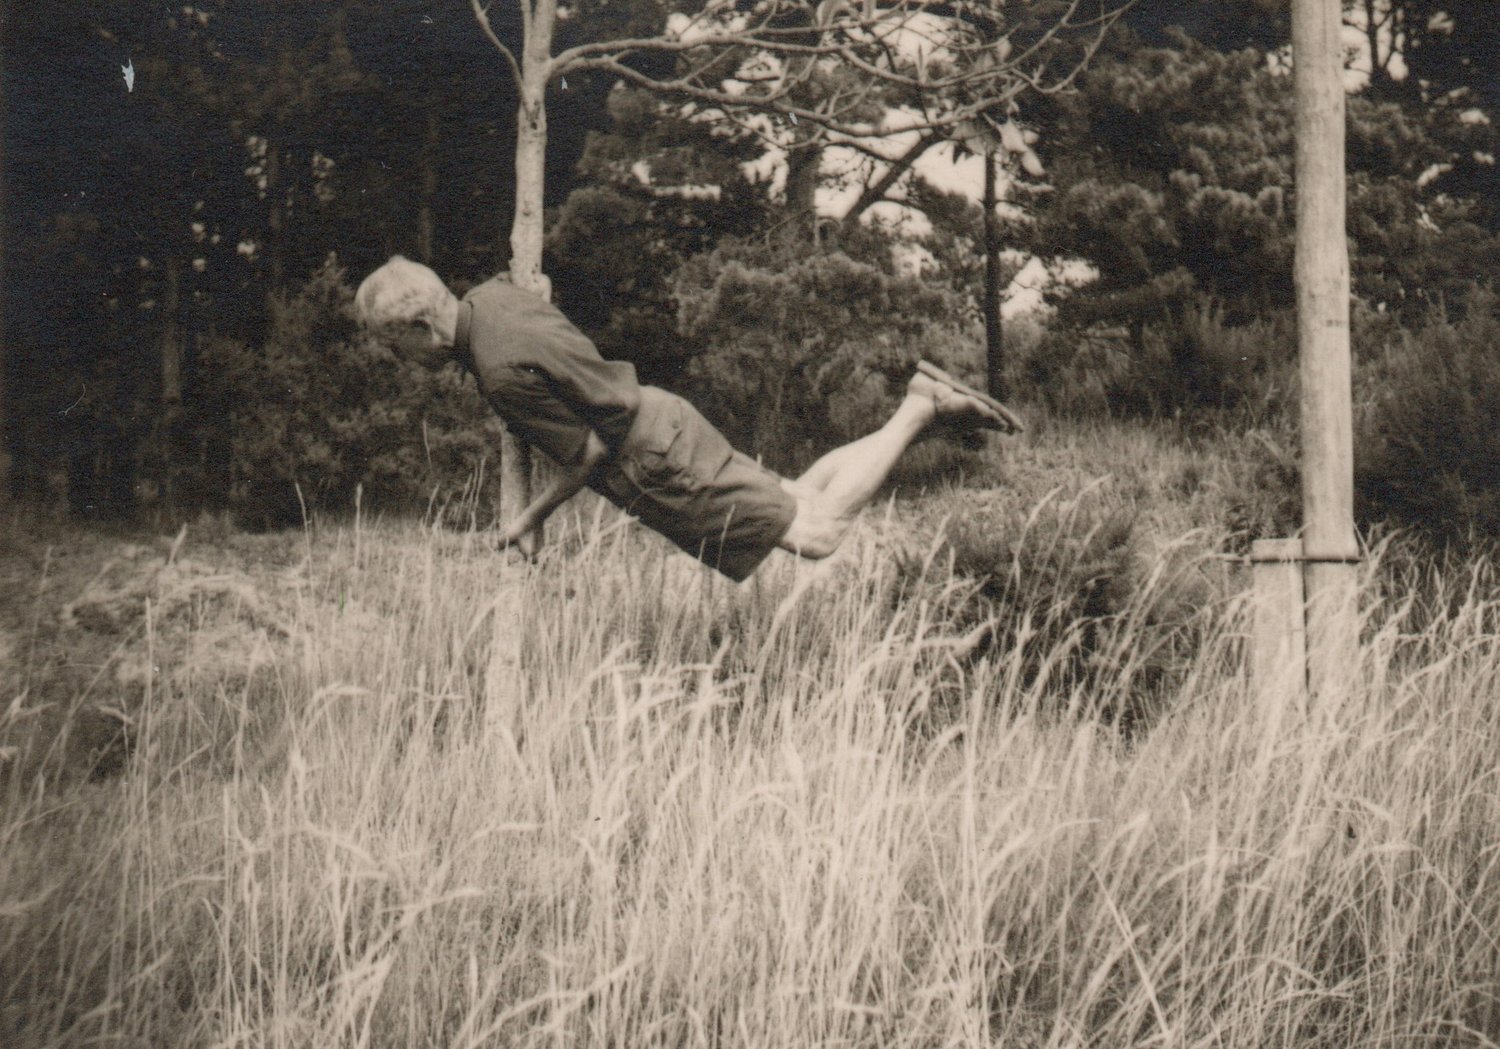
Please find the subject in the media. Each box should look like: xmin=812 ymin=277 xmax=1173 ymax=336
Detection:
xmin=794 ymin=395 xmax=933 ymax=512
xmin=777 ymin=371 xmax=1008 ymax=558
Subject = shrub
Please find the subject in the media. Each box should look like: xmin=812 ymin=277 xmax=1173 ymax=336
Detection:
xmin=672 ymin=236 xmax=986 ymax=474
xmin=1216 ymin=421 xmax=1302 ymax=546
xmin=1024 ymin=325 xmax=1144 ymax=418
xmin=1356 ymin=289 xmax=1500 ymax=547
xmin=1025 ymin=305 xmax=1295 ymax=423
xmin=896 ymin=484 xmax=1221 ymax=730
xmin=200 ymin=259 xmax=505 ymax=528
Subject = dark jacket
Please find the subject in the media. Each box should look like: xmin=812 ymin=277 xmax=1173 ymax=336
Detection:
xmin=454 ymin=276 xmax=640 ymax=466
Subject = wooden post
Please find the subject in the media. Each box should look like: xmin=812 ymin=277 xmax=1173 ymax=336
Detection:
xmin=1250 ymin=539 xmax=1308 ymax=724
xmin=1293 ymin=0 xmax=1360 ymax=701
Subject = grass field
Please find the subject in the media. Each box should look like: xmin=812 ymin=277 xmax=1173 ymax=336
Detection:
xmin=3 ymin=420 xmax=1499 ymax=1048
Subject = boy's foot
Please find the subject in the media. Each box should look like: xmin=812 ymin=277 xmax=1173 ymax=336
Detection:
xmin=910 ymin=361 xmax=1024 ymax=434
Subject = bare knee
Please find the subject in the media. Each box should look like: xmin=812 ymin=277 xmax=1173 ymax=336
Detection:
xmin=776 ymin=485 xmax=850 ymax=560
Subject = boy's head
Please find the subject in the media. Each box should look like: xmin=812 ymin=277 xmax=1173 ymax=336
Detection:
xmin=355 ymin=255 xmax=455 ymax=367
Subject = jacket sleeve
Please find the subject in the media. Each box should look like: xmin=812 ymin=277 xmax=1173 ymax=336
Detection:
xmin=515 ymin=301 xmax=640 ymax=453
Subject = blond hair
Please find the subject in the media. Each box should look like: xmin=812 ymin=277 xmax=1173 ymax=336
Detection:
xmin=354 ymin=255 xmax=450 ymax=331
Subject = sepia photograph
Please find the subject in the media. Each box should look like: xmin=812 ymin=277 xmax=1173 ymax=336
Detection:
xmin=3 ymin=0 xmax=1499 ymax=1044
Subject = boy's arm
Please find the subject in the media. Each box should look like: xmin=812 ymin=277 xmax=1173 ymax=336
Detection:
xmin=508 ymin=296 xmax=639 ymax=455
xmin=498 ymin=430 xmax=611 ymax=557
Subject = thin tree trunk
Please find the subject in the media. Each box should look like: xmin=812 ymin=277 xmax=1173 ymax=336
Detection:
xmin=784 ymin=143 xmax=821 ymax=240
xmin=157 ymin=255 xmax=184 ymax=512
xmin=510 ymin=92 xmax=549 ymax=296
xmin=503 ymin=9 xmax=560 ymax=526
xmin=1362 ymin=0 xmax=1394 ymax=94
xmin=479 ymin=0 xmax=562 ymax=732
xmin=417 ymin=111 xmax=439 ymax=264
xmin=265 ymin=142 xmax=284 ymax=289
xmin=983 ymin=149 xmax=1005 ymax=400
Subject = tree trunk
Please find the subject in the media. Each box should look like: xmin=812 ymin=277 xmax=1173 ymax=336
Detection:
xmin=157 ymin=255 xmax=184 ymax=512
xmin=265 ymin=142 xmax=285 ymax=289
xmin=417 ymin=111 xmax=439 ymax=265
xmin=502 ymin=9 xmax=561 ymax=525
xmin=1361 ymin=0 xmax=1398 ymax=96
xmin=983 ymin=149 xmax=1005 ymax=400
xmin=510 ymin=91 xmax=550 ymax=297
xmin=784 ymin=143 xmax=821 ymax=241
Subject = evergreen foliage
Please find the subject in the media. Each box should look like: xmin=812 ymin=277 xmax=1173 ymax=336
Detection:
xmin=1023 ymin=307 xmax=1298 ymax=422
xmin=200 ymin=260 xmax=504 ymax=528
xmin=6 ymin=0 xmax=1500 ymax=552
xmin=546 ymin=87 xmax=771 ymax=385
xmin=672 ymin=234 xmax=983 ymax=472
xmin=1356 ymin=289 xmax=1500 ymax=548
xmin=1031 ymin=28 xmax=1500 ymax=422
xmin=1358 ymin=0 xmax=1500 ymax=228
xmin=1037 ymin=39 xmax=1297 ymax=332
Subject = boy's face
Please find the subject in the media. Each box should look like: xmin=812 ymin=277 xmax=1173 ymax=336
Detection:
xmin=378 ymin=320 xmax=449 ymax=370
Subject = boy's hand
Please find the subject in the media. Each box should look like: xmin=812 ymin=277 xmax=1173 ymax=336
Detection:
xmin=494 ymin=431 xmax=606 ymax=563
xmin=498 ymin=516 xmax=543 ymax=560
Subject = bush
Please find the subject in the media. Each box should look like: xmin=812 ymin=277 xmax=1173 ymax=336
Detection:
xmin=1025 ymin=305 xmax=1295 ymax=423
xmin=896 ymin=484 xmax=1221 ymax=730
xmin=672 ymin=236 xmax=986 ymax=474
xmin=1356 ymin=290 xmax=1500 ymax=547
xmin=200 ymin=259 xmax=505 ymax=528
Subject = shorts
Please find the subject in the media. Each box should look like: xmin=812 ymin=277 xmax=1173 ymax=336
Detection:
xmin=592 ymin=386 xmax=798 ymax=581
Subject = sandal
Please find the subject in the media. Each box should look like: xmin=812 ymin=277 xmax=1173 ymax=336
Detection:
xmin=916 ymin=361 xmax=1025 ymax=434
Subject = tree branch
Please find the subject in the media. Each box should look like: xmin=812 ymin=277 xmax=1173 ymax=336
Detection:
xmin=839 ymin=129 xmax=944 ymax=225
xmin=539 ymin=0 xmax=1133 ymax=178
xmin=572 ymin=53 xmax=1031 ymax=137
xmin=471 ymin=0 xmax=524 ymax=88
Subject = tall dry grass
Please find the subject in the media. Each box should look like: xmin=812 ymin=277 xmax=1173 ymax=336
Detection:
xmin=3 ymin=504 xmax=1498 ymax=1048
